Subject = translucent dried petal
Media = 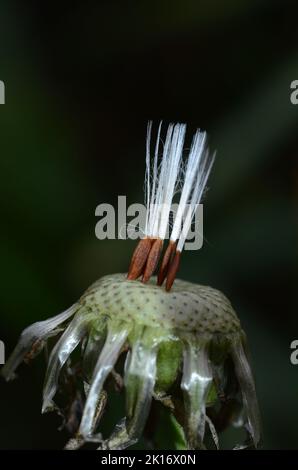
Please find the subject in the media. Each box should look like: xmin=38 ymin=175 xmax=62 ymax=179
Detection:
xmin=79 ymin=326 xmax=129 ymax=439
xmin=181 ymin=338 xmax=213 ymax=449
xmin=126 ymin=336 xmax=157 ymax=436
xmin=102 ymin=329 xmax=159 ymax=450
xmin=1 ymin=305 xmax=78 ymax=381
xmin=230 ymin=338 xmax=261 ymax=447
xmin=42 ymin=312 xmax=94 ymax=413
xmin=82 ymin=321 xmax=106 ymax=381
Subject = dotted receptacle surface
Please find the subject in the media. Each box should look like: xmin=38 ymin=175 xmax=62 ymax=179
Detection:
xmin=79 ymin=273 xmax=241 ymax=334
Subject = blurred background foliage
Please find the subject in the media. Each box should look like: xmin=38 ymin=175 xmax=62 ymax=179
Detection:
xmin=0 ymin=0 xmax=297 ymax=449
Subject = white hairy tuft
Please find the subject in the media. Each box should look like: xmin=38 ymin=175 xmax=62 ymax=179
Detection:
xmin=177 ymin=148 xmax=215 ymax=252
xmin=143 ymin=122 xmax=214 ymax=251
xmin=158 ymin=123 xmax=186 ymax=240
xmin=170 ymin=130 xmax=207 ymax=243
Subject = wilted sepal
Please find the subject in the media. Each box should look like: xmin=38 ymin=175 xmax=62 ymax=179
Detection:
xmin=79 ymin=323 xmax=129 ymax=440
xmin=99 ymin=327 xmax=160 ymax=450
xmin=82 ymin=319 xmax=107 ymax=381
xmin=1 ymin=305 xmax=78 ymax=381
xmin=181 ymin=337 xmax=213 ymax=449
xmin=230 ymin=335 xmax=261 ymax=448
xmin=42 ymin=312 xmax=96 ymax=413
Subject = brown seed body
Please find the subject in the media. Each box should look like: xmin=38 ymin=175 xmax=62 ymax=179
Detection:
xmin=157 ymin=240 xmax=177 ymax=286
xmin=127 ymin=238 xmax=153 ymax=280
xmin=165 ymin=250 xmax=181 ymax=291
xmin=142 ymin=238 xmax=163 ymax=283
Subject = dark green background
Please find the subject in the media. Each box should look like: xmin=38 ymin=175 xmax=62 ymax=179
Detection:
xmin=0 ymin=0 xmax=297 ymax=449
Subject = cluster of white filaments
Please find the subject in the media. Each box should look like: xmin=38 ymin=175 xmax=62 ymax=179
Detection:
xmin=145 ymin=122 xmax=213 ymax=247
xmin=127 ymin=122 xmax=215 ymax=290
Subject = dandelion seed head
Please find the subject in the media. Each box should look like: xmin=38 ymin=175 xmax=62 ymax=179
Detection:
xmin=2 ymin=121 xmax=261 ymax=451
